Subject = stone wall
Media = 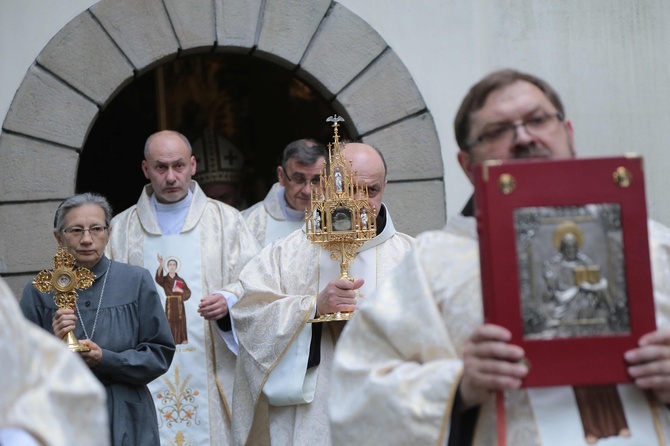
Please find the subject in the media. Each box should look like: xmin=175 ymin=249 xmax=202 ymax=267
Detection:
xmin=0 ymin=0 xmax=444 ymax=295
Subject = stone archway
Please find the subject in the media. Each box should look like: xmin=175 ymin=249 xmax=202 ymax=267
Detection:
xmin=0 ymin=0 xmax=444 ymax=294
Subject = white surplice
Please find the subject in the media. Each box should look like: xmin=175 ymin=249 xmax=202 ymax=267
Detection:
xmin=106 ymin=181 xmax=260 ymax=446
xmin=242 ymin=183 xmax=306 ymax=246
xmin=231 ymin=205 xmax=413 ymax=446
xmin=329 ymin=215 xmax=670 ymax=446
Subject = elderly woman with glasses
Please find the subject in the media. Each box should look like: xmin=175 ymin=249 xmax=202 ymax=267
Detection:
xmin=20 ymin=192 xmax=175 ymax=446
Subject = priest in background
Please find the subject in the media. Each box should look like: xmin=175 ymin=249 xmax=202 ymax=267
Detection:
xmin=231 ymin=142 xmax=413 ymax=446
xmin=243 ymin=138 xmax=327 ymax=246
xmin=106 ymin=130 xmax=260 ymax=446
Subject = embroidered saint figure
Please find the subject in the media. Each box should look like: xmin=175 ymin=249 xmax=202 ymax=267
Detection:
xmin=155 ymin=254 xmax=192 ymax=344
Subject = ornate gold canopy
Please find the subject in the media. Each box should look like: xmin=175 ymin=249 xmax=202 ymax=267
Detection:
xmin=32 ymin=245 xmax=96 ymax=351
xmin=304 ymin=115 xmax=377 ymax=322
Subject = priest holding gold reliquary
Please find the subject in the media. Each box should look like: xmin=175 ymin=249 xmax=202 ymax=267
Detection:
xmin=230 ymin=116 xmax=413 ymax=446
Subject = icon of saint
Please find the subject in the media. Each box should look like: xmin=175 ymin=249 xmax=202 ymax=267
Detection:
xmin=155 ymin=254 xmax=192 ymax=344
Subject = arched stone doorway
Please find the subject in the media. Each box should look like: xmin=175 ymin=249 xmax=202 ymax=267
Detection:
xmin=0 ymin=0 xmax=444 ymax=294
xmin=78 ymin=52 xmax=343 ymax=215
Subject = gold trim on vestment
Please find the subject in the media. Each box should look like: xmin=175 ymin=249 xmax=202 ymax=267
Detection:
xmin=208 ymin=319 xmax=232 ymax=422
xmin=252 ymin=246 xmax=321 ymax=405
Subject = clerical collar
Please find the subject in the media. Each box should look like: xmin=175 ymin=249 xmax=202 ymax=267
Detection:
xmin=357 ymin=203 xmax=395 ymax=252
xmin=375 ymin=204 xmax=387 ymax=235
xmin=151 ymin=189 xmax=193 ymax=235
xmin=276 ymin=186 xmax=306 ymax=222
xmin=461 ymin=195 xmax=475 ymax=217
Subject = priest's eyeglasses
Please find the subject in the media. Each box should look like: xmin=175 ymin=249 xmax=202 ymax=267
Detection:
xmin=466 ymin=113 xmax=565 ymax=149
xmin=285 ymin=172 xmax=321 ymax=187
xmin=62 ymin=226 xmax=109 ymax=238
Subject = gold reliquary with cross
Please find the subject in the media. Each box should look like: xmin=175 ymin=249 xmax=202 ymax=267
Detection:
xmin=305 ymin=115 xmax=377 ymax=323
xmin=32 ymin=245 xmax=96 ymax=352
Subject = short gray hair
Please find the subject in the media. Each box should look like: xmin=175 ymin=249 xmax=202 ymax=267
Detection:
xmin=280 ymin=139 xmax=327 ymax=172
xmin=54 ymin=193 xmax=113 ymax=231
xmin=144 ymin=130 xmax=193 ymax=158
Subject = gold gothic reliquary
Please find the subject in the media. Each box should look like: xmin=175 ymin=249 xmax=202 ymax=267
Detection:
xmin=305 ymin=115 xmax=377 ymax=323
xmin=32 ymin=245 xmax=96 ymax=352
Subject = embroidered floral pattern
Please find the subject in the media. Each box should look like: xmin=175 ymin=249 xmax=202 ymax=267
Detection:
xmin=156 ymin=365 xmax=201 ymax=428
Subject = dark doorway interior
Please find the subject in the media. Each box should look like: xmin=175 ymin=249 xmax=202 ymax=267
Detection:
xmin=77 ymin=53 xmax=347 ymax=215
